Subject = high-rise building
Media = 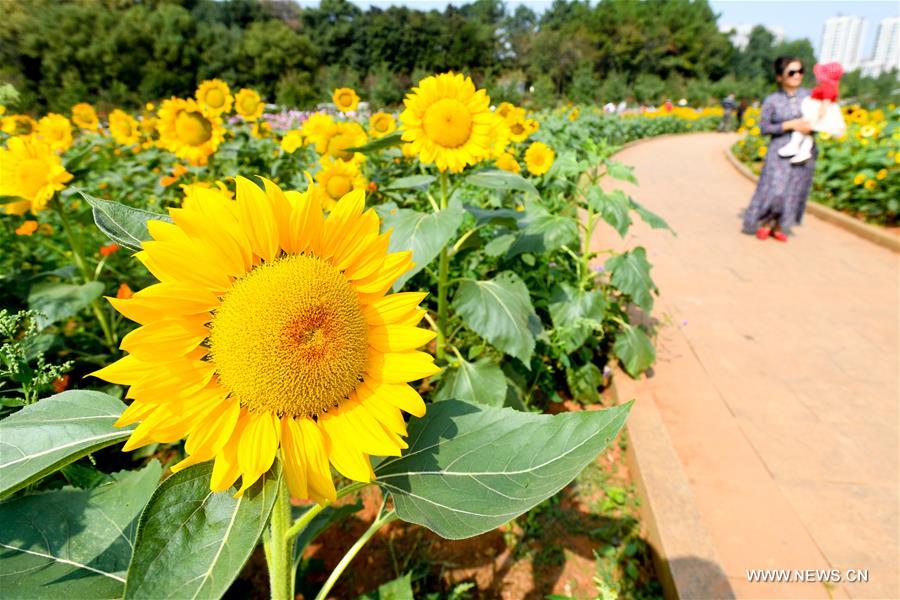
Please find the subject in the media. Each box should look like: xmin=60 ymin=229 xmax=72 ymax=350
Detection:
xmin=820 ymin=16 xmax=865 ymax=70
xmin=862 ymin=17 xmax=899 ymax=76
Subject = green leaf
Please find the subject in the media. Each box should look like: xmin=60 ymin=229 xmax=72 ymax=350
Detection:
xmin=0 ymin=195 xmax=27 ymax=206
xmin=463 ymin=206 xmax=523 ymax=228
xmin=28 ymin=280 xmax=104 ymax=329
xmin=549 ymin=283 xmax=606 ymax=352
xmin=604 ymin=160 xmax=638 ymax=184
xmin=0 ymin=391 xmax=131 ymax=500
xmin=484 ymin=233 xmax=515 ymax=257
xmin=382 ymin=175 xmax=436 ymax=191
xmin=588 ymin=188 xmax=632 ymax=237
xmin=0 ymin=462 xmax=161 ymax=599
xmin=380 ymin=204 xmax=465 ymax=289
xmin=82 ymin=192 xmax=171 ymax=251
xmin=362 ymin=572 xmax=414 ymax=600
xmin=566 ymin=363 xmax=603 ymax=403
xmin=614 ymin=324 xmax=656 ymax=377
xmin=453 ymin=272 xmax=542 ymax=365
xmin=346 ymin=132 xmax=403 ymax=153
xmin=435 ymin=356 xmax=507 ymax=406
xmin=375 ymin=399 xmax=632 ymax=539
xmin=466 ymin=169 xmax=539 ymax=197
xmin=604 ymin=247 xmax=657 ymax=312
xmin=628 ymin=197 xmax=673 ymax=232
xmin=124 ymin=462 xmax=280 ymax=600
xmin=509 ymin=205 xmax=579 ymax=256
xmin=292 ymin=501 xmax=363 ymax=568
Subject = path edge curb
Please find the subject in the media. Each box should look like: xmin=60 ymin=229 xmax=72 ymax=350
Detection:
xmin=611 ymin=375 xmax=736 ymax=600
xmin=724 ymin=146 xmax=899 ymax=253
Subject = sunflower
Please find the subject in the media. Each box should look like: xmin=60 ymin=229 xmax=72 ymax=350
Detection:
xmin=156 ymin=98 xmax=225 ymax=166
xmin=487 ymin=113 xmax=511 ymax=158
xmin=859 ymin=125 xmax=877 ymax=138
xmin=400 ymin=72 xmax=494 ymax=173
xmin=72 ymin=103 xmax=99 ymax=131
xmin=324 ymin=122 xmax=368 ymax=163
xmin=37 ymin=113 xmax=74 ymax=153
xmin=109 ymin=109 xmax=141 ymax=146
xmin=864 ymin=179 xmax=877 ymax=191
xmin=301 ymin=113 xmax=338 ymax=154
xmin=93 ymin=179 xmax=438 ymax=502
xmin=312 ymin=157 xmax=367 ymax=210
xmin=235 ymin=88 xmax=264 ymax=121
xmin=506 ymin=109 xmax=530 ymax=143
xmin=495 ymin=102 xmax=516 ymax=121
xmin=368 ymin=112 xmax=397 ymax=138
xmin=333 ymin=88 xmax=360 ymax=113
xmin=1 ymin=114 xmax=37 ymax=136
xmin=853 ymin=173 xmax=867 ymax=185
xmin=524 ymin=141 xmax=554 ymax=176
xmin=876 ymin=168 xmax=887 ymax=180
xmin=0 ymin=136 xmax=73 ymax=215
xmin=495 ymin=152 xmax=520 ymax=174
xmin=523 ymin=118 xmax=540 ymax=135
xmin=196 ymin=79 xmax=233 ymax=116
xmin=280 ymin=130 xmax=304 ymax=154
xmin=251 ymin=121 xmax=272 ymax=139
xmin=181 ymin=180 xmax=234 ymax=208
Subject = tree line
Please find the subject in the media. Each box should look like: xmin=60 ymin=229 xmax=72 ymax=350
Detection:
xmin=1 ymin=0 xmax=896 ymax=113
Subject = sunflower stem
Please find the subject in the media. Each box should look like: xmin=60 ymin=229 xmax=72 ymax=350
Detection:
xmin=283 ymin=481 xmax=370 ymax=542
xmin=267 ymin=475 xmax=295 ymax=600
xmin=435 ymin=171 xmax=450 ymax=362
xmin=313 ymin=509 xmax=398 ymax=600
xmin=52 ymin=196 xmax=117 ymax=352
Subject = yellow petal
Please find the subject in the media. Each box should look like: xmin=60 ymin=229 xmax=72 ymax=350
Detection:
xmin=235 ymin=176 xmax=279 ymax=263
xmin=281 ymin=417 xmax=309 ymax=500
xmin=362 ymin=292 xmax=427 ymax=326
xmin=211 ymin=417 xmax=247 ymax=493
xmin=366 ymin=350 xmax=440 ymax=383
xmin=119 ymin=318 xmax=208 ymax=360
xmin=344 ymin=232 xmax=390 ymax=281
xmin=357 ymin=383 xmax=407 ymax=437
xmin=286 ymin=190 xmax=323 ymax=255
xmin=320 ymin=416 xmax=374 ymax=483
xmin=368 ymin=324 xmax=436 ymax=352
xmin=260 ymin=177 xmax=293 ymax=254
xmin=352 ymin=251 xmax=413 ymax=295
xmin=184 ymin=398 xmax=241 ymax=461
xmin=236 ymin=411 xmax=279 ymax=496
xmin=366 ymin=381 xmax=427 ymax=417
xmin=298 ymin=419 xmax=337 ymax=503
xmin=91 ymin=354 xmax=155 ymax=385
xmin=320 ymin=189 xmax=365 ymax=259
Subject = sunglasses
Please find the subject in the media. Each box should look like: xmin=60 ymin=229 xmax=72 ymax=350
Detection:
xmin=785 ymin=68 xmax=804 ymax=77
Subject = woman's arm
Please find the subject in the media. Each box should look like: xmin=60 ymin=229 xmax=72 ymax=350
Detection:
xmin=759 ymin=97 xmax=786 ymax=135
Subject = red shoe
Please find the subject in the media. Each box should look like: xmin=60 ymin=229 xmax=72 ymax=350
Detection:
xmin=772 ymin=231 xmax=788 ymax=242
xmin=756 ymin=227 xmax=771 ymax=240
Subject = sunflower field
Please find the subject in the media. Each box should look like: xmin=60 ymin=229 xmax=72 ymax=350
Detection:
xmin=0 ymin=74 xmax=721 ymax=598
xmin=732 ymin=103 xmax=900 ymax=225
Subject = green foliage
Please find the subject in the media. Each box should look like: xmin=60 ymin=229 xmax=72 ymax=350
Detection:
xmin=375 ymin=399 xmax=632 ymax=539
xmin=0 ymin=310 xmax=72 ymax=407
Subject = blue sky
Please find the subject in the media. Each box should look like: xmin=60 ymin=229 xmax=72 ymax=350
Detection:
xmin=295 ymin=1 xmax=900 ymax=57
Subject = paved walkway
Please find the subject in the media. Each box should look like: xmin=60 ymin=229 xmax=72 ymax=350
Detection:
xmin=593 ymin=132 xmax=899 ymax=599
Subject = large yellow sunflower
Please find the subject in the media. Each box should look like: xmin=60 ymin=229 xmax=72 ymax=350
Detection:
xmin=93 ymin=179 xmax=437 ymax=502
xmin=196 ymin=79 xmax=233 ymax=116
xmin=234 ymin=88 xmax=265 ymax=121
xmin=368 ymin=112 xmax=397 ymax=138
xmin=524 ymin=141 xmax=554 ymax=176
xmin=156 ymin=98 xmax=225 ymax=166
xmin=332 ymin=87 xmax=360 ymax=113
xmin=312 ymin=157 xmax=367 ymax=210
xmin=0 ymin=136 xmax=73 ymax=215
xmin=400 ymin=72 xmax=494 ymax=173
xmin=109 ymin=109 xmax=141 ymax=146
xmin=37 ymin=113 xmax=74 ymax=153
xmin=71 ymin=103 xmax=99 ymax=131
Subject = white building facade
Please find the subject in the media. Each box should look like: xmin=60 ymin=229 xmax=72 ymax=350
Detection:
xmin=862 ymin=17 xmax=899 ymax=76
xmin=820 ymin=16 xmax=865 ymax=70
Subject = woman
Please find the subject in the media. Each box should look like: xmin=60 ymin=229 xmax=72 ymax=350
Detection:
xmin=741 ymin=57 xmax=815 ymax=242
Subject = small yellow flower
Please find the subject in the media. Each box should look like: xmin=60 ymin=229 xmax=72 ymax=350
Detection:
xmin=745 ymin=117 xmax=756 ymax=127
xmin=311 ymin=156 xmax=367 ymax=210
xmin=524 ymin=141 xmax=554 ymax=176
xmin=864 ymin=179 xmax=876 ymax=191
xmin=71 ymin=103 xmax=99 ymax=130
xmin=156 ymin=98 xmax=226 ymax=166
xmin=37 ymin=114 xmax=74 ymax=153
xmin=280 ymin=130 xmax=304 ymax=154
xmin=196 ymin=79 xmax=233 ymax=115
xmin=234 ymin=88 xmax=264 ymax=121
xmin=0 ymin=136 xmax=73 ymax=215
xmin=109 ymin=109 xmax=141 ymax=146
xmin=332 ymin=88 xmax=360 ymax=113
xmin=758 ymin=146 xmax=767 ymax=158
xmin=819 ymin=132 xmax=831 ymax=141
xmin=853 ymin=173 xmax=867 ymax=185
xmin=2 ymin=114 xmax=37 ymax=136
xmin=495 ymin=151 xmax=520 ymax=173
xmin=860 ymin=125 xmax=877 ymax=138
xmin=368 ymin=112 xmax=397 ymax=138
xmin=324 ymin=122 xmax=368 ymax=163
xmin=15 ymin=220 xmax=38 ymax=236
xmin=301 ymin=113 xmax=338 ymax=154
xmin=750 ymin=127 xmax=760 ymax=136
xmin=251 ymin=121 xmax=272 ymax=139
xmin=876 ymin=169 xmax=887 ymax=180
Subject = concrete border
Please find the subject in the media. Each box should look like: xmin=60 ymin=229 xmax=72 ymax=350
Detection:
xmin=611 ymin=374 xmax=735 ymax=600
xmin=724 ymin=147 xmax=900 ymax=253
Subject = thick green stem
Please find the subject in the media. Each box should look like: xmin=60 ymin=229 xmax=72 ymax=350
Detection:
xmin=283 ymin=481 xmax=370 ymax=541
xmin=435 ymin=171 xmax=450 ymax=362
xmin=266 ymin=476 xmax=295 ymax=600
xmin=52 ymin=197 xmax=117 ymax=350
xmin=313 ymin=510 xmax=398 ymax=600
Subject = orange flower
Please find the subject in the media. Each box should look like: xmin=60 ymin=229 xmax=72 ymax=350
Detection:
xmin=116 ymin=283 xmax=133 ymax=299
xmin=15 ymin=220 xmax=38 ymax=235
xmin=52 ymin=374 xmax=70 ymax=393
xmin=100 ymin=243 xmax=121 ymax=257
xmin=367 ymin=181 xmax=378 ymax=192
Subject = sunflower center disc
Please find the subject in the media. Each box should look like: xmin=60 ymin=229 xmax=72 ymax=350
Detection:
xmin=210 ymin=254 xmax=369 ymax=418
xmin=327 ymin=134 xmax=354 ymax=161
xmin=176 ymin=111 xmax=212 ymax=146
xmin=423 ymin=98 xmax=472 ymax=148
xmin=241 ymin=97 xmax=258 ymax=115
xmin=206 ymin=88 xmax=225 ymax=108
